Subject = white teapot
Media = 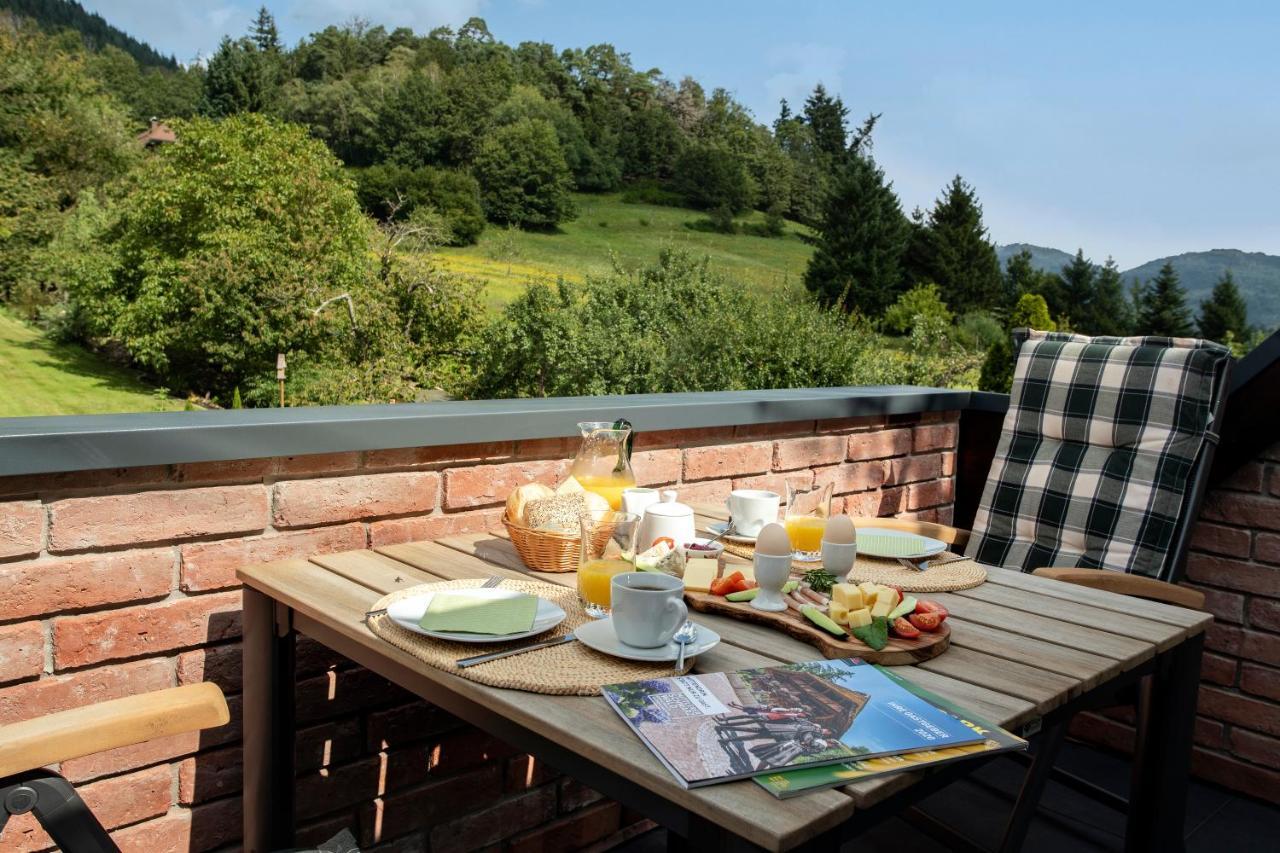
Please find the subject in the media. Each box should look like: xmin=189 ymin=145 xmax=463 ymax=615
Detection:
xmin=637 ymin=490 xmax=696 ymax=551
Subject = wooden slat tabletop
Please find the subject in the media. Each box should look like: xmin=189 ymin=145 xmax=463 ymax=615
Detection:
xmin=238 ymin=503 xmax=1212 ymax=850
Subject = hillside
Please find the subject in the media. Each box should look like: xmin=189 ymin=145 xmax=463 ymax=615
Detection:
xmin=998 ymin=243 xmax=1280 ymax=330
xmin=0 ymin=0 xmax=176 ymax=68
xmin=439 ymin=193 xmax=815 ymax=308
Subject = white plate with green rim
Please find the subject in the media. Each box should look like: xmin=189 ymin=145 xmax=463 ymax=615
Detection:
xmin=387 ymin=589 xmax=566 ymax=644
xmin=855 ymin=528 xmax=947 ymax=560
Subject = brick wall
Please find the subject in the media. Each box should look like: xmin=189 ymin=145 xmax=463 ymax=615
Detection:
xmin=1071 ymin=438 xmax=1280 ymax=805
xmin=0 ymin=411 xmax=957 ymax=852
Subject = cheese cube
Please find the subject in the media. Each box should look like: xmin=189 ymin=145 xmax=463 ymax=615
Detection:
xmin=859 ymin=583 xmax=879 ymax=606
xmin=682 ymin=559 xmax=718 ymax=593
xmin=831 ymin=583 xmax=863 ymax=609
xmin=829 ymin=602 xmax=849 ymax=625
xmin=870 ymin=598 xmax=893 ymax=618
xmin=877 ymin=586 xmax=901 ymax=609
xmin=846 ymin=607 xmax=872 ymax=628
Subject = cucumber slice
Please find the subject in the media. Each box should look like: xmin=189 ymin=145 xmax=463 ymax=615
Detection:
xmin=725 ymin=588 xmax=759 ymax=602
xmin=801 ymin=605 xmax=847 ymax=637
xmin=888 ymin=595 xmax=917 ymax=621
xmin=782 ymin=580 xmax=799 ymax=594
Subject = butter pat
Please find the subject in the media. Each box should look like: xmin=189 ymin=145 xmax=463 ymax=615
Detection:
xmin=682 ymin=559 xmax=718 ymax=593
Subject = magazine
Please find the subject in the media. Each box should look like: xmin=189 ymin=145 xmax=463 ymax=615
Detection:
xmin=601 ymin=659 xmax=984 ymax=788
xmin=754 ymin=666 xmax=1027 ymax=798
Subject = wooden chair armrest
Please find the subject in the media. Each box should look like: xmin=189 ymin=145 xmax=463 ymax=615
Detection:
xmin=1031 ymin=567 xmax=1205 ymax=610
xmin=850 ymin=517 xmax=971 ymax=549
xmin=0 ymin=683 xmax=229 ymax=778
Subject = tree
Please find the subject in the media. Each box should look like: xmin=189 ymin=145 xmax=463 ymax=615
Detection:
xmin=472 ymin=117 xmax=576 ymax=228
xmin=1056 ymin=250 xmax=1096 ymax=332
xmin=674 ymin=143 xmax=751 ymax=213
xmin=802 ymin=84 xmax=848 ymax=160
xmin=250 ymin=7 xmax=281 ymax=53
xmin=882 ymin=283 xmax=952 ymax=335
xmin=201 ymin=36 xmax=277 ymax=115
xmin=1002 ymin=248 xmax=1055 ymax=311
xmin=1091 ymin=257 xmax=1134 ymax=336
xmin=1197 ymin=270 xmax=1249 ymax=343
xmin=1135 ymin=262 xmax=1194 ymax=337
xmin=1010 ymin=293 xmax=1054 ymax=331
xmin=802 ymin=154 xmax=910 ymax=316
xmin=913 ymin=176 xmax=1003 ymax=314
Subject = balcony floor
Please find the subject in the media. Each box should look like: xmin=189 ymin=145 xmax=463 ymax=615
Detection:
xmin=617 ymin=740 xmax=1280 ymax=851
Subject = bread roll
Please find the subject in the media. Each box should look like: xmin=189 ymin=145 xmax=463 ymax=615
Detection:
xmin=581 ymin=490 xmax=611 ymax=514
xmin=525 ymin=494 xmax=588 ymax=532
xmin=506 ymin=483 xmax=554 ymax=523
xmin=555 ymin=476 xmax=585 ymax=495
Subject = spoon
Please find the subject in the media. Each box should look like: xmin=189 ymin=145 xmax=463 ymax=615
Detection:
xmin=674 ymin=621 xmax=698 ymax=672
xmin=705 ymin=519 xmax=735 ymax=545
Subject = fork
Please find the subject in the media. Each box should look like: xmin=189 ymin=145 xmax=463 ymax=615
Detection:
xmin=365 ymin=574 xmax=503 ymax=621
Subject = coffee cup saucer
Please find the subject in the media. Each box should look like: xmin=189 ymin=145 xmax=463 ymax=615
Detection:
xmin=575 ymin=619 xmax=720 ymax=663
xmin=705 ymin=521 xmax=758 ymax=544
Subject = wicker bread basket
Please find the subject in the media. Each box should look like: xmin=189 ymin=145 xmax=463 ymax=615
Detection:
xmin=502 ymin=512 xmax=616 ymax=573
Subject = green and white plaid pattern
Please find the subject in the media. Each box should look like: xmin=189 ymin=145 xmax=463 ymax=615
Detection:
xmin=966 ymin=330 xmax=1230 ymax=578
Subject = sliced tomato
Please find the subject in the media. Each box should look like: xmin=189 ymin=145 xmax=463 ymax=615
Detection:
xmin=908 ymin=611 xmax=944 ymax=632
xmin=729 ymin=576 xmax=752 ymax=594
xmin=710 ymin=571 xmax=745 ymax=597
xmin=915 ymin=600 xmax=949 ymax=621
xmin=890 ymin=617 xmax=921 ymax=640
xmin=652 ymin=536 xmax=676 ymax=550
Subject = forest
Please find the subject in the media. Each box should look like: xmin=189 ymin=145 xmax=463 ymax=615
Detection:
xmin=0 ymin=4 xmax=1263 ymax=410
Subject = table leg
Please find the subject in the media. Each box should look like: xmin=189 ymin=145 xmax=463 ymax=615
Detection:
xmin=1124 ymin=632 xmax=1202 ymax=853
xmin=242 ymin=590 xmax=296 ymax=853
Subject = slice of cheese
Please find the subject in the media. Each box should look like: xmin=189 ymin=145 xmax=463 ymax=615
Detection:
xmin=682 ymin=559 xmax=718 ymax=593
xmin=870 ymin=599 xmax=893 ymax=618
xmin=846 ymin=607 xmax=872 ymax=628
xmin=831 ymin=583 xmax=863 ymax=609
xmin=829 ymin=601 xmax=850 ymax=626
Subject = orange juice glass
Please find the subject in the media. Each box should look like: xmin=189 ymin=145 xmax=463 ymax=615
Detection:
xmin=784 ymin=516 xmax=826 ymax=553
xmin=785 ymin=481 xmax=834 ymax=562
xmin=578 ymin=510 xmax=639 ymax=617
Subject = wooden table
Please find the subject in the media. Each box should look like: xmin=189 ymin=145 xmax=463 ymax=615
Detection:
xmin=238 ymin=506 xmax=1210 ymax=853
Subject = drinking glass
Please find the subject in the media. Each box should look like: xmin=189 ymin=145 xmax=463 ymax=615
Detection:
xmin=784 ymin=482 xmax=833 ymax=562
xmin=577 ymin=510 xmax=639 ymax=618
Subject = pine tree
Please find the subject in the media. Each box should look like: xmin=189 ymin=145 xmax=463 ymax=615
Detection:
xmin=802 ymin=154 xmax=909 ymax=316
xmin=1135 ymin=262 xmax=1194 ymax=337
xmin=1197 ymin=270 xmax=1249 ymax=343
xmin=802 ymin=84 xmax=849 ymax=161
xmin=1091 ymin=257 xmax=1134 ymax=336
xmin=250 ymin=7 xmax=280 ymax=53
xmin=915 ymin=176 xmax=1003 ymax=314
xmin=1056 ymin=250 xmax=1096 ymax=332
xmin=1003 ymin=249 xmax=1055 ymax=310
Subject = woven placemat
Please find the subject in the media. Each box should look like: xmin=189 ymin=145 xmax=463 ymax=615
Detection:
xmin=365 ymin=577 xmax=692 ymax=696
xmin=723 ymin=541 xmax=985 ymax=592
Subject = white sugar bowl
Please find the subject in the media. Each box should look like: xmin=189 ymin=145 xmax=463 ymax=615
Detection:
xmin=638 ymin=490 xmax=696 ymax=551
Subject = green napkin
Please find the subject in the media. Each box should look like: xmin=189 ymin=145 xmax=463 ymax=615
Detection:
xmin=419 ymin=592 xmax=539 ymax=635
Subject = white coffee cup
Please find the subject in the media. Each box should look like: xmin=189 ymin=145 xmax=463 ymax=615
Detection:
xmin=727 ymin=489 xmax=780 ymax=538
xmin=611 ymin=572 xmax=688 ymax=648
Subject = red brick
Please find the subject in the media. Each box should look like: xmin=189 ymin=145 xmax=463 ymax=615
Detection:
xmin=296 ymin=814 xmax=360 ymax=851
xmin=444 ymin=459 xmax=566 ymax=510
xmin=734 ymin=420 xmax=814 ymax=439
xmin=630 ymin=449 xmax=682 ymax=486
xmin=683 ymin=442 xmax=772 ymax=481
xmin=49 ymin=485 xmax=268 ymax=551
xmin=296 ymin=667 xmax=413 ymax=725
xmin=54 ymin=591 xmax=242 ymax=669
xmin=733 ymin=470 xmax=814 ymax=501
xmin=814 ymin=461 xmax=887 ymax=495
xmin=62 ymin=730 xmax=200 ymax=783
xmin=1241 ymin=663 xmax=1280 ymax=701
xmin=177 ymin=643 xmax=243 ymax=694
xmin=112 ymin=811 xmax=192 ymax=853
xmin=2 ymin=548 xmax=173 ymax=621
xmin=423 ymin=727 xmax=518 ymax=778
xmin=2 ymin=764 xmax=171 ymax=852
xmin=1185 ymin=553 xmax=1280 ymax=597
xmin=1191 ymin=585 xmax=1246 ymax=624
xmin=366 ymin=702 xmax=461 ymax=751
xmin=173 ymin=457 xmax=272 ymax=483
xmin=369 ymin=509 xmax=503 ymax=547
xmin=1195 ymin=717 xmax=1226 ymax=750
xmin=675 ymin=478 xmax=733 ymax=508
xmin=274 ymin=472 xmax=439 ymax=528
xmin=180 ymin=744 xmax=242 ymax=804
xmin=0 ymin=658 xmax=172 ymax=724
xmin=558 ymin=777 xmax=605 ymax=812
xmin=295 ymin=635 xmax=355 ymax=678
xmin=773 ymin=436 xmax=847 ymax=470
xmin=275 ymin=451 xmax=363 ymax=476
xmin=1231 ymin=728 xmax=1280 ymax=769
xmin=815 ymin=415 xmax=884 ymax=434
xmin=887 ymin=454 xmax=944 ymax=485
xmin=506 ymin=754 xmax=560 ymax=793
xmin=364 ymin=441 xmax=515 ymax=470
xmin=843 ymin=487 xmax=907 ymax=518
xmin=508 ymin=802 xmax=622 ymax=853
xmin=908 ymin=479 xmax=954 ymax=511
xmin=913 ymin=423 xmax=958 ymax=453
xmin=188 ymin=793 xmax=241 ymax=852
xmin=1220 ymin=462 xmax=1265 ymax=492
xmin=1068 ymin=710 xmax=1134 ymax=753
xmin=0 ymin=621 xmax=43 ymax=684
xmin=0 ymin=466 xmax=168 ymax=499
xmin=847 ymin=429 xmax=912 ymax=461
xmin=1201 ymin=491 xmax=1280 ymax=532
xmin=634 ymin=427 xmax=734 ymax=449
xmin=429 ymin=785 xmax=557 ymax=853
xmin=1244 ymin=629 xmax=1280 ymax=667
xmin=369 ymin=765 xmax=503 ymax=844
xmin=1205 ymin=622 xmax=1243 ymax=655
xmin=296 ymin=754 xmax=382 ymax=821
xmin=181 ymin=523 xmax=366 ymax=591
xmin=1198 ymin=685 xmax=1280 ymax=735
xmin=1192 ymin=747 xmax=1280 ymax=804
xmin=1201 ymin=652 xmax=1238 ymax=686
xmin=1251 ymin=597 xmax=1280 ymax=632
xmin=1191 ymin=523 xmax=1252 ymax=558
xmin=941 ymin=451 xmax=956 ymax=477
xmin=0 ymin=500 xmax=43 ymax=559
xmin=1257 ymin=533 xmax=1280 ymax=565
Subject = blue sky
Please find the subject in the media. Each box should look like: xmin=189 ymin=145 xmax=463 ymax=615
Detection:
xmin=85 ymin=1 xmax=1280 ymax=268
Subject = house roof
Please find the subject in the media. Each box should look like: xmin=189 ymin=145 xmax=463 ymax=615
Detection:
xmin=137 ymin=119 xmax=175 ymax=146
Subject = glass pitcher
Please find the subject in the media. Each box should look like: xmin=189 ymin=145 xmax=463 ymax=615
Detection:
xmin=570 ymin=421 xmax=636 ymax=510
xmin=785 ymin=481 xmax=834 ymax=562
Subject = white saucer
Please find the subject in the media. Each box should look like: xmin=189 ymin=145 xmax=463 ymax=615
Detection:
xmin=575 ymin=618 xmax=721 ymax=663
xmin=705 ymin=521 xmax=759 ymax=545
xmin=856 ymin=527 xmax=947 ymax=560
xmin=386 ymin=588 xmax=566 ymax=644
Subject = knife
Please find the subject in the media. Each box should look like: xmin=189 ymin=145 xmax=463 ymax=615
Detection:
xmin=456 ymin=633 xmax=577 ymax=668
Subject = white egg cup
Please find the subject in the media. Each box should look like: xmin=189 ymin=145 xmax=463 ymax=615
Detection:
xmin=821 ymin=539 xmax=857 ymax=577
xmin=750 ymin=552 xmax=792 ymax=612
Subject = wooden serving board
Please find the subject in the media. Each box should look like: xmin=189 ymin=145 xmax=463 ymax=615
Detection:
xmin=684 ymin=589 xmax=949 ymax=666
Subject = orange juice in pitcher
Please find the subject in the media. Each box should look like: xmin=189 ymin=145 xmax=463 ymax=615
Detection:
xmin=570 ymin=421 xmax=635 ymax=510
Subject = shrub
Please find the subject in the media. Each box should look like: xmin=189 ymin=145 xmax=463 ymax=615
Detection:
xmin=1010 ymin=292 xmax=1055 ymax=332
xmin=673 ymin=143 xmax=751 ymax=213
xmin=473 ymin=118 xmax=576 ymax=229
xmin=620 ymin=181 xmax=687 ymax=207
xmin=352 ymin=164 xmax=485 ymax=245
xmin=882 ymin=283 xmax=953 ymax=336
xmin=955 ymin=311 xmax=1005 ymax=350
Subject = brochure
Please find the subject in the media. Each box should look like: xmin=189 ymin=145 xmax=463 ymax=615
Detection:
xmin=601 ymin=659 xmax=984 ymax=788
xmin=754 ymin=666 xmax=1027 ymax=797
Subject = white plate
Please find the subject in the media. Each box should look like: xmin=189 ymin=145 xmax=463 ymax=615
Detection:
xmin=704 ymin=520 xmax=759 ymax=544
xmin=856 ymin=527 xmax=947 ymax=560
xmin=386 ymin=588 xmax=566 ymax=644
xmin=575 ymin=618 xmax=721 ymax=663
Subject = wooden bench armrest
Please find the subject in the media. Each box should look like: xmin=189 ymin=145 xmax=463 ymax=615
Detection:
xmin=1031 ymin=567 xmax=1205 ymax=610
xmin=850 ymin=517 xmax=971 ymax=549
xmin=0 ymin=683 xmax=229 ymax=778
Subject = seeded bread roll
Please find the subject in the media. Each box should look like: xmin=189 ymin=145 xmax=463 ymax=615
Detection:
xmin=525 ymin=494 xmax=588 ymax=532
xmin=506 ymin=483 xmax=554 ymax=523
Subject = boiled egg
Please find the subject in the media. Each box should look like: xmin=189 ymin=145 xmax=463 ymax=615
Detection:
xmin=824 ymin=515 xmax=857 ymax=545
xmin=756 ymin=522 xmax=792 ymax=556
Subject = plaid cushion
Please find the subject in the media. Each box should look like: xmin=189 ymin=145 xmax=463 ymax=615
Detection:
xmin=965 ymin=330 xmax=1231 ymax=578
